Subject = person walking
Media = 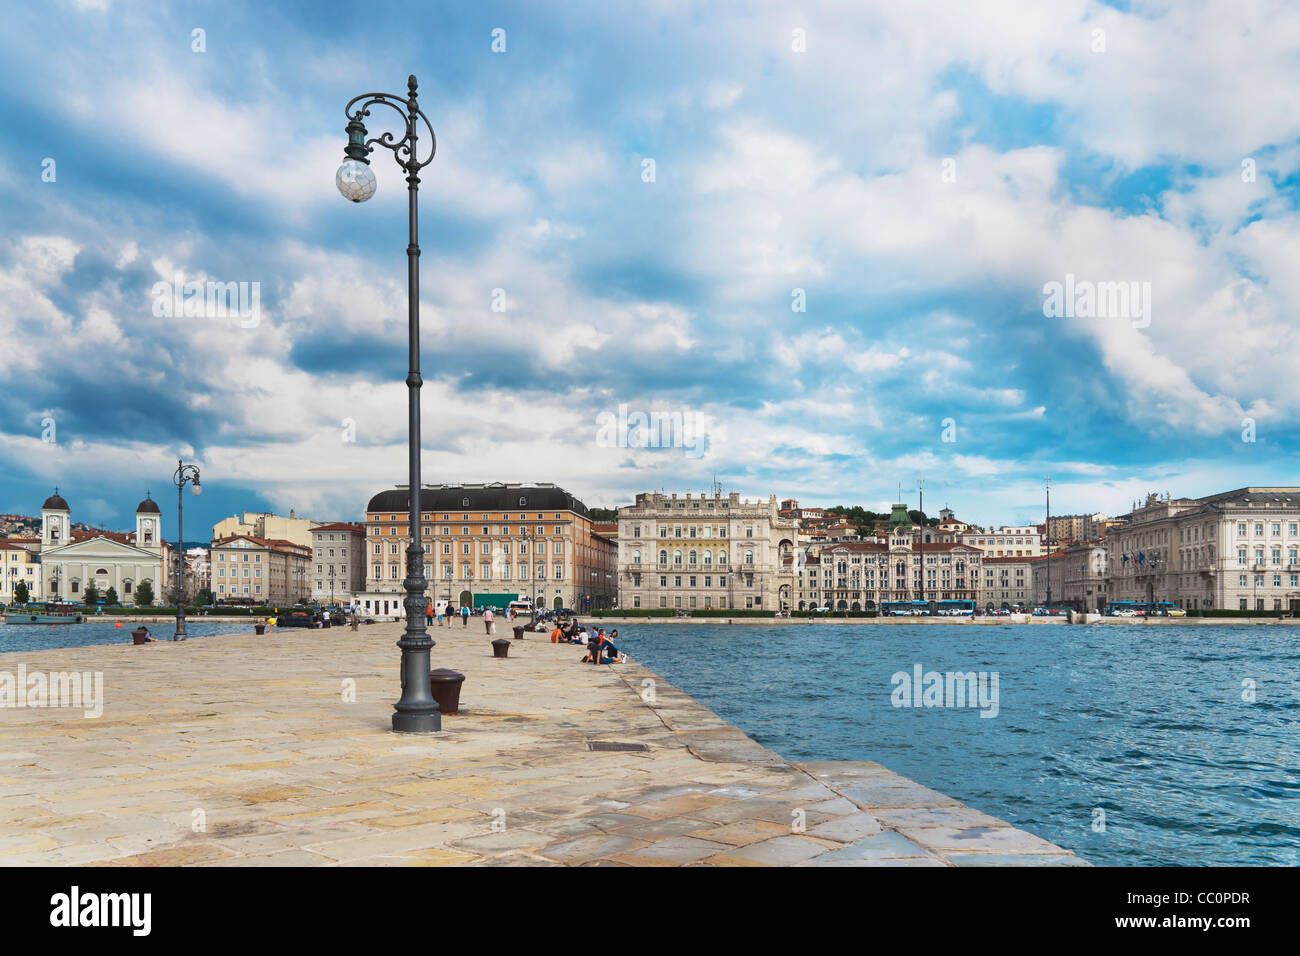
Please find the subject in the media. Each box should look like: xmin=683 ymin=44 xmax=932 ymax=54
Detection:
xmin=436 ymin=604 xmax=444 ymax=627
xmin=484 ymin=607 xmax=495 ymax=635
xmin=349 ymin=601 xmax=359 ymax=631
xmin=461 ymin=605 xmax=469 ymax=628
xmin=426 ymin=601 xmax=434 ymax=627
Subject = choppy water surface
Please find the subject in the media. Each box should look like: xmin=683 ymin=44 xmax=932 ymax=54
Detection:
xmin=618 ymin=623 xmax=1300 ymax=866
xmin=0 ymin=618 xmax=262 ymax=652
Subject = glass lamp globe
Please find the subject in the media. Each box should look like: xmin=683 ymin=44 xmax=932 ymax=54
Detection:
xmin=191 ymin=481 xmax=202 ymax=496
xmin=336 ymin=159 xmax=377 ymax=203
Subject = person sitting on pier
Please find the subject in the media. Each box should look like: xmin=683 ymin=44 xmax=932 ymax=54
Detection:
xmin=602 ymin=629 xmax=627 ymax=664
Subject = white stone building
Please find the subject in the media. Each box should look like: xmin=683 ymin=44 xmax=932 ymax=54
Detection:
xmin=616 ymin=492 xmax=799 ymax=611
xmin=38 ymin=491 xmax=169 ymax=604
xmin=1105 ymin=488 xmax=1300 ymax=612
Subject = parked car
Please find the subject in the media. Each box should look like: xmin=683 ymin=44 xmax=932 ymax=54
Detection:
xmin=277 ymin=607 xmax=318 ymax=628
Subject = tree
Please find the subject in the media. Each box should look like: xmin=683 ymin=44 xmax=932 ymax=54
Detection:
xmin=105 ymin=586 xmax=119 ymax=606
xmin=13 ymin=580 xmax=29 ymax=604
xmin=134 ymin=581 xmax=155 ymax=607
xmin=197 ymin=587 xmax=214 ymax=606
xmin=83 ymin=581 xmax=100 ymax=606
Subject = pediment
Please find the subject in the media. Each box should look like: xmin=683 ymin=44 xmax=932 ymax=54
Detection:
xmin=44 ymin=537 xmax=158 ymax=561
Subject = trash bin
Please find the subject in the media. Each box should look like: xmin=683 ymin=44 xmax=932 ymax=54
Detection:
xmin=254 ymin=624 xmax=266 ymax=635
xmin=513 ymin=625 xmax=524 ymax=641
xmin=491 ymin=638 xmax=511 ymax=659
xmin=429 ymin=668 xmax=465 ymax=715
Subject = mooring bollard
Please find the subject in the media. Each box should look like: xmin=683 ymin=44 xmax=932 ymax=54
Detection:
xmin=429 ymin=668 xmax=466 ymax=715
xmin=254 ymin=623 xmax=266 ymax=635
xmin=513 ymin=625 xmax=524 ymax=641
xmin=491 ymin=638 xmax=511 ymax=659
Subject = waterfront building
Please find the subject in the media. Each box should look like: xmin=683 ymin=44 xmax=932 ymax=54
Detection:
xmin=0 ymin=538 xmax=41 ymax=602
xmin=210 ymin=535 xmax=312 ymax=605
xmin=362 ymin=483 xmax=615 ymax=617
xmin=212 ymin=510 xmax=321 ymax=549
xmin=616 ymin=491 xmax=798 ymax=611
xmin=1031 ymin=543 xmax=1107 ymax=609
xmin=310 ymin=522 xmax=366 ymax=604
xmin=36 ymin=491 xmax=170 ymax=604
xmin=794 ymin=503 xmax=983 ymax=610
xmin=979 ymin=556 xmax=1034 ymax=608
xmin=185 ymin=547 xmax=210 ymax=599
xmin=959 ymin=525 xmax=1044 ymax=557
xmin=1046 ymin=513 xmax=1110 ymax=544
xmin=1105 ymin=488 xmax=1300 ymax=612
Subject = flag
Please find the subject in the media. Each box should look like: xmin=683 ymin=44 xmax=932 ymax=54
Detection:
xmin=1138 ymin=551 xmax=1145 ymax=564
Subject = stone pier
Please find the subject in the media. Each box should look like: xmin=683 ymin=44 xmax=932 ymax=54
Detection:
xmin=0 ymin=624 xmax=1085 ymax=866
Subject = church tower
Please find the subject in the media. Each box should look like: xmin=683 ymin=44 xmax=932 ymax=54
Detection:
xmin=41 ymin=488 xmax=70 ymax=548
xmin=135 ymin=494 xmax=162 ymax=552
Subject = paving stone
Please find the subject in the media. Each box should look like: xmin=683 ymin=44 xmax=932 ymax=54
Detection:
xmin=900 ymin=824 xmax=1065 ymax=855
xmin=807 ymin=812 xmax=882 ymax=843
xmin=798 ymin=830 xmax=933 ymax=864
xmin=712 ymin=835 xmax=838 ymax=866
xmin=541 ymin=834 xmax=645 ymax=863
xmin=686 ymin=819 xmax=790 ymax=847
xmin=614 ymin=816 xmax=711 ymax=840
xmin=946 ymin=852 xmax=1087 ymax=866
xmin=619 ymin=836 xmax=734 ymax=865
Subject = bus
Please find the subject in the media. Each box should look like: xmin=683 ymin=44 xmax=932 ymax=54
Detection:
xmin=879 ymin=600 xmax=974 ymax=617
xmin=1106 ymin=601 xmax=1176 ymax=617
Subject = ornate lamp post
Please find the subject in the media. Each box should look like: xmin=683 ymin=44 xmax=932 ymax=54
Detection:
xmin=337 ymin=76 xmax=440 ymax=733
xmin=172 ymin=460 xmax=202 ymax=641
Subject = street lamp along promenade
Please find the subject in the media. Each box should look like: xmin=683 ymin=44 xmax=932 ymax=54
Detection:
xmin=336 ymin=75 xmax=441 ymax=734
xmin=172 ymin=460 xmax=202 ymax=641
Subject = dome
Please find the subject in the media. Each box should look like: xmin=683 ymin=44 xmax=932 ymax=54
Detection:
xmin=136 ymin=496 xmax=161 ymax=514
xmin=42 ymin=491 xmax=69 ymax=511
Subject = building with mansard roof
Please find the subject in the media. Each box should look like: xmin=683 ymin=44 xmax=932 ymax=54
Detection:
xmin=1105 ymin=487 xmax=1300 ymax=612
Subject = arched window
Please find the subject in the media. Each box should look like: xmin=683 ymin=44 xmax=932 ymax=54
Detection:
xmin=95 ymin=568 xmax=108 ymax=576
xmin=632 ymin=550 xmax=641 ymax=565
xmin=658 ymin=550 xmax=667 ymax=564
xmin=719 ymin=550 xmax=727 ymax=565
xmin=673 ymin=550 xmax=683 ymax=565
xmin=703 ymin=551 xmax=712 ymax=565
xmin=689 ymin=550 xmax=697 ymax=564
xmin=745 ymin=550 xmax=754 ymax=565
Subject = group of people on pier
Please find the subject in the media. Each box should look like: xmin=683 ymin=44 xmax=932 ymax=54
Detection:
xmin=549 ymin=620 xmax=626 ymax=664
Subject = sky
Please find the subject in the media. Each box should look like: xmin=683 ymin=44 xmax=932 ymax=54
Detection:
xmin=2 ymin=0 xmax=1299 ymax=536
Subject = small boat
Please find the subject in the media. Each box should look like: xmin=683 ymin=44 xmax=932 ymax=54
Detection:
xmin=3 ymin=602 xmax=85 ymax=625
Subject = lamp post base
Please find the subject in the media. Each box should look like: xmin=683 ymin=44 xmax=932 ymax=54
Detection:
xmin=392 ymin=709 xmax=441 ymax=733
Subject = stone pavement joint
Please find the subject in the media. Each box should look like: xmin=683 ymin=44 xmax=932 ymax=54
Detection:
xmin=0 ymin=624 xmax=1086 ymax=866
